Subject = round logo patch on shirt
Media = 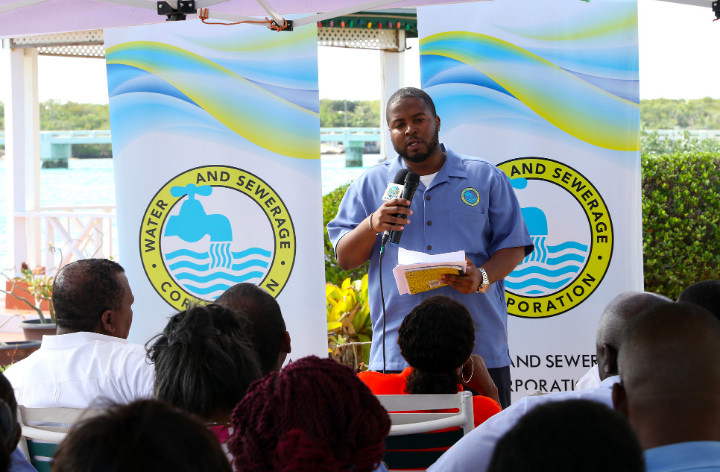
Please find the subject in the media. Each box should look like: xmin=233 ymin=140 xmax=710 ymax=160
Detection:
xmin=461 ymin=188 xmax=480 ymax=206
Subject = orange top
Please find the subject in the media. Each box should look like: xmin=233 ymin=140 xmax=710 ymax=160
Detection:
xmin=358 ymin=367 xmax=500 ymax=427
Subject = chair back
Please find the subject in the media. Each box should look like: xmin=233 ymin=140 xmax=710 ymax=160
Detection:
xmin=17 ymin=406 xmax=102 ymax=472
xmin=377 ymin=391 xmax=474 ymax=471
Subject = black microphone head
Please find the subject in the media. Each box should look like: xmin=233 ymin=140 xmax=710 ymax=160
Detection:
xmin=404 ymin=171 xmax=420 ymax=188
xmin=393 ymin=168 xmax=410 ymax=184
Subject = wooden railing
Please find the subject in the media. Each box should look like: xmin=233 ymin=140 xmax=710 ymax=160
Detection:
xmin=16 ymin=206 xmax=116 ymax=275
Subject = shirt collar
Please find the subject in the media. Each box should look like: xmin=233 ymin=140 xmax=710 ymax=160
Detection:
xmin=387 ymin=144 xmax=468 ymax=189
xmin=41 ymin=331 xmax=129 ymax=348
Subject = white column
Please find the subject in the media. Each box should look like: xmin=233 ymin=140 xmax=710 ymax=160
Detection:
xmin=5 ymin=45 xmax=41 ymax=274
xmin=380 ymin=30 xmax=406 ymax=160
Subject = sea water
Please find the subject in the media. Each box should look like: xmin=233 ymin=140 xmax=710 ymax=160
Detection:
xmin=0 ymin=154 xmax=382 ymax=267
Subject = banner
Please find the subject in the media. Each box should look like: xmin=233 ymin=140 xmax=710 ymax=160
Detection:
xmin=104 ymin=21 xmax=327 ymax=361
xmin=418 ymin=0 xmax=642 ymax=400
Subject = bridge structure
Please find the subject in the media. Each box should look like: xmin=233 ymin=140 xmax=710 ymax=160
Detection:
xmin=0 ymin=128 xmax=382 ymax=168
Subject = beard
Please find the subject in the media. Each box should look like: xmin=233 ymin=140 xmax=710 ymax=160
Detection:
xmin=395 ymin=126 xmax=440 ymax=163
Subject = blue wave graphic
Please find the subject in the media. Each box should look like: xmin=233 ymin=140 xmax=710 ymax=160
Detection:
xmin=165 ymin=244 xmax=272 ymax=300
xmin=232 ymin=248 xmax=272 ymax=258
xmin=510 ymin=265 xmax=581 ymax=278
xmin=232 ymin=260 xmax=269 ymax=271
xmin=174 ymin=271 xmax=266 ymax=284
xmin=546 ymin=253 xmax=586 ymax=265
xmin=505 ymin=278 xmax=573 ymax=290
xmin=183 ymin=275 xmax=264 ymax=295
xmin=508 ymin=238 xmax=589 ymax=296
xmin=547 ymin=241 xmax=589 ymax=252
xmin=166 ymin=249 xmax=210 ymax=260
xmin=169 ymin=261 xmax=210 ymax=271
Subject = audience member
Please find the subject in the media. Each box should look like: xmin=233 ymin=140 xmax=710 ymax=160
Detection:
xmin=147 ymin=303 xmax=262 ymax=443
xmin=428 ymin=291 xmax=670 ymax=472
xmin=359 ymin=295 xmax=501 ymax=426
xmin=613 ymin=302 xmax=720 ymax=471
xmin=51 ymin=399 xmax=231 ymax=472
xmin=677 ymin=279 xmax=720 ymax=319
xmin=4 ymin=259 xmax=153 ymax=408
xmin=228 ymin=356 xmax=391 ymax=472
xmin=0 ymin=373 xmax=36 ymax=472
xmin=216 ymin=283 xmax=291 ymax=374
xmin=487 ymin=399 xmax=644 ymax=472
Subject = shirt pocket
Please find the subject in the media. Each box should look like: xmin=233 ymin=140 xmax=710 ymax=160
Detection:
xmin=449 ymin=207 xmax=491 ymax=256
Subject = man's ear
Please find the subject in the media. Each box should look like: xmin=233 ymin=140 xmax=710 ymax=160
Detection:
xmin=435 ymin=115 xmax=441 ymax=131
xmin=100 ymin=309 xmax=116 ymax=335
xmin=281 ymin=330 xmax=292 ymax=354
xmin=601 ymin=343 xmax=619 ymax=378
xmin=612 ymin=382 xmax=629 ymax=417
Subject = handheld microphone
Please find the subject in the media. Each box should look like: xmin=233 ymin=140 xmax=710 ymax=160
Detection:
xmin=382 ymin=169 xmax=410 ymax=202
xmin=388 ymin=171 xmax=419 ymax=245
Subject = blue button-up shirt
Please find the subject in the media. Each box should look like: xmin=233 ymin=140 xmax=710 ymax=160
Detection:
xmin=327 ymin=147 xmax=533 ymax=371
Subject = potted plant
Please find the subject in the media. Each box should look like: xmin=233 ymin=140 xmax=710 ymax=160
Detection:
xmin=327 ymin=274 xmax=372 ymax=372
xmin=1 ymin=263 xmax=56 ymax=341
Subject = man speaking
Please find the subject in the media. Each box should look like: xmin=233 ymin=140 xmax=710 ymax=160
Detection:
xmin=327 ymin=87 xmax=533 ymax=407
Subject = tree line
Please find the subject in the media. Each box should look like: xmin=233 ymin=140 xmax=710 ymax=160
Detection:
xmin=1 ymin=97 xmax=719 ymax=132
xmin=1 ymin=97 xmax=719 ymax=157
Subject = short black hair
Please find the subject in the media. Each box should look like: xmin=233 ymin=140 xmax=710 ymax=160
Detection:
xmin=386 ymin=87 xmax=437 ymax=125
xmin=398 ymin=295 xmax=474 ymax=394
xmin=215 ymin=283 xmax=286 ymax=374
xmin=488 ymin=400 xmax=644 ymax=472
xmin=0 ymin=372 xmax=19 ymax=469
xmin=147 ymin=304 xmax=263 ymax=419
xmin=678 ymin=280 xmax=720 ymax=321
xmin=53 ymin=259 xmax=126 ymax=332
xmin=52 ymin=399 xmax=232 ymax=472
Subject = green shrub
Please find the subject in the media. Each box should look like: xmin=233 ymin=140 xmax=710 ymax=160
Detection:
xmin=642 ymin=152 xmax=720 ymax=298
xmin=323 ymin=182 xmax=369 ymax=285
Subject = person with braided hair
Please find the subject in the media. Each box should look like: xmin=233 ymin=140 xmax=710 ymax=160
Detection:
xmin=147 ymin=304 xmax=263 ymax=446
xmin=359 ymin=295 xmax=501 ymax=427
xmin=228 ymin=356 xmax=391 ymax=472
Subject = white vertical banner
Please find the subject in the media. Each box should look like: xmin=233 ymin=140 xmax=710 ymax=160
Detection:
xmin=104 ymin=21 xmax=327 ymax=360
xmin=418 ymin=0 xmax=642 ymax=400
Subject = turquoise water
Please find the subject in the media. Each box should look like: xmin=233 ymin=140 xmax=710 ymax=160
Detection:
xmin=0 ymin=154 xmax=381 ymax=266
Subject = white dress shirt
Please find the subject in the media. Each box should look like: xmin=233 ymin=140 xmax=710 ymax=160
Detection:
xmin=428 ymin=376 xmax=619 ymax=472
xmin=4 ymin=332 xmax=154 ymax=408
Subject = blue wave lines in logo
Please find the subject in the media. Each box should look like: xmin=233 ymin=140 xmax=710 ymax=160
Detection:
xmin=165 ymin=245 xmax=271 ymax=300
xmin=508 ymin=239 xmax=589 ymax=296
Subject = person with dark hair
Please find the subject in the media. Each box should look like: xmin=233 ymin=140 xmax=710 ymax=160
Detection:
xmin=359 ymin=295 xmax=500 ymax=426
xmin=147 ymin=303 xmax=262 ymax=443
xmin=328 ymin=86 xmax=533 ymax=408
xmin=215 ymin=283 xmax=291 ymax=374
xmin=677 ymin=279 xmax=720 ymax=320
xmin=228 ymin=356 xmax=391 ymax=472
xmin=0 ymin=373 xmax=36 ymax=472
xmin=613 ymin=302 xmax=720 ymax=471
xmin=428 ymin=291 xmax=671 ymax=472
xmin=51 ymin=399 xmax=232 ymax=472
xmin=488 ymin=399 xmax=644 ymax=472
xmin=4 ymin=258 xmax=153 ymax=408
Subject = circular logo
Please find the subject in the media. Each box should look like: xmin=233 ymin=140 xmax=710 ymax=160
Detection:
xmin=461 ymin=188 xmax=480 ymax=206
xmin=498 ymin=157 xmax=613 ymax=318
xmin=140 ymin=165 xmax=295 ymax=310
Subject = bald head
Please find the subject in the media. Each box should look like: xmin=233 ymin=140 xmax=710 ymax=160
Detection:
xmin=595 ymin=291 xmax=671 ymax=379
xmin=618 ymin=302 xmax=720 ymax=398
xmin=215 ymin=283 xmax=290 ymax=374
xmin=613 ymin=302 xmax=720 ymax=448
xmin=677 ymin=280 xmax=720 ymax=321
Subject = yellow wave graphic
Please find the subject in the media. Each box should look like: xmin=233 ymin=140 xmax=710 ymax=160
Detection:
xmin=421 ymin=31 xmax=639 ymax=151
xmin=106 ymin=41 xmax=318 ymax=159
